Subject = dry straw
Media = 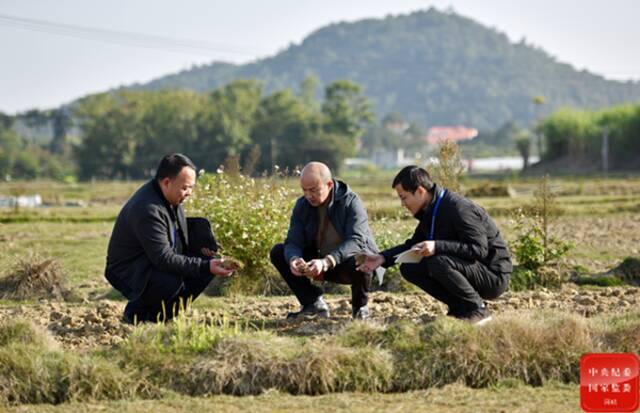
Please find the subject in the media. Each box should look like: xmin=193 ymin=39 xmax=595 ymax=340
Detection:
xmin=0 ymin=253 xmax=72 ymax=300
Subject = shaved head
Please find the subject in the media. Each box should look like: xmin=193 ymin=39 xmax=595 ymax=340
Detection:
xmin=300 ymin=162 xmax=333 ymax=206
xmin=301 ymin=162 xmax=332 ymax=182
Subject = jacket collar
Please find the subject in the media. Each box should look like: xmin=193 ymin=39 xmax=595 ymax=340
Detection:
xmin=414 ymin=183 xmax=443 ymax=220
xmin=326 ymin=179 xmax=337 ymax=210
xmin=151 ymin=179 xmax=178 ymax=220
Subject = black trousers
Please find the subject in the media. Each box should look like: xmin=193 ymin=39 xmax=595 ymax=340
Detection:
xmin=123 ymin=263 xmax=213 ymax=323
xmin=399 ymin=254 xmax=509 ymax=314
xmin=270 ymin=243 xmax=371 ymax=311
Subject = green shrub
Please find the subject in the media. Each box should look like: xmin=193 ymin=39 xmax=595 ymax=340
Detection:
xmin=512 ymin=211 xmax=571 ymax=273
xmin=510 ymin=176 xmax=572 ymax=290
xmin=188 ymin=172 xmax=297 ymax=295
xmin=613 ymin=256 xmax=640 ymax=284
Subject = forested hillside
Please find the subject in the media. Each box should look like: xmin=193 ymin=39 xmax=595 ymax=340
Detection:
xmin=133 ymin=8 xmax=640 ymax=130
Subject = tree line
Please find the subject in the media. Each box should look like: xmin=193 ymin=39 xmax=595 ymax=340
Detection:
xmin=75 ymin=78 xmax=374 ymax=179
xmin=2 ymin=81 xmax=639 ymax=181
xmin=0 ymin=78 xmax=373 ymax=180
xmin=537 ymin=104 xmax=640 ymax=169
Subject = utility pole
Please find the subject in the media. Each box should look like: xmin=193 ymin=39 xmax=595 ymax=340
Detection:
xmin=270 ymin=137 xmax=275 ymax=172
xmin=532 ymin=96 xmax=545 ymax=160
xmin=601 ymin=126 xmax=609 ymax=174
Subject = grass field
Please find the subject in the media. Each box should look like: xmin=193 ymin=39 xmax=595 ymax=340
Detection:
xmin=2 ymin=176 xmax=638 ymax=294
xmin=0 ymin=175 xmax=639 ymax=411
xmin=6 ymin=383 xmax=583 ymax=413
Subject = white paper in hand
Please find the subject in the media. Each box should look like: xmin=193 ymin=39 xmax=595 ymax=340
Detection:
xmin=393 ymin=248 xmax=423 ymax=264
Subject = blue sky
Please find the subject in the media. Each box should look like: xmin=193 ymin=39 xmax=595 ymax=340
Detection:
xmin=0 ymin=0 xmax=638 ymax=113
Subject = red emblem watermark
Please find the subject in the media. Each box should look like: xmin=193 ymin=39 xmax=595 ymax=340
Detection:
xmin=580 ymin=353 xmax=639 ymax=412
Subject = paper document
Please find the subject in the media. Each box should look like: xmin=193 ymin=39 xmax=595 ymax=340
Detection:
xmin=393 ymin=248 xmax=423 ymax=264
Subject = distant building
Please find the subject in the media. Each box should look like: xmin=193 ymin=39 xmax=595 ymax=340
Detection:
xmin=424 ymin=126 xmax=478 ymax=145
xmin=371 ymin=147 xmax=417 ymax=168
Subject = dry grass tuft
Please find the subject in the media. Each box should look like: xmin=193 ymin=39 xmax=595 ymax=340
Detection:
xmin=186 ymin=336 xmax=394 ymax=396
xmin=0 ymin=319 xmax=58 ymax=350
xmin=0 ymin=319 xmax=155 ymax=405
xmin=593 ymin=311 xmax=640 ymax=354
xmin=0 ymin=254 xmax=72 ymax=300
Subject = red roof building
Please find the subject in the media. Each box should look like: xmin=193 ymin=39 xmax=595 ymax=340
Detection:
xmin=425 ymin=126 xmax=478 ymax=145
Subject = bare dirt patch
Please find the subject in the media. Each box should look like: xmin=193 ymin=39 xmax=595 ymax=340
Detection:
xmin=1 ymin=285 xmax=637 ymax=350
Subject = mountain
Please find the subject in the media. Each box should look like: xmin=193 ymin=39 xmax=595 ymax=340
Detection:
xmin=129 ymin=8 xmax=640 ymax=131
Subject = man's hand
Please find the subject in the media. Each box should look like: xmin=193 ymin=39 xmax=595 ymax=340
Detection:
xmin=210 ymin=259 xmax=234 ymax=277
xmin=305 ymin=259 xmax=326 ymax=278
xmin=290 ymin=258 xmax=307 ymax=276
xmin=356 ymin=253 xmax=385 ymax=273
xmin=412 ymin=241 xmax=436 ymax=257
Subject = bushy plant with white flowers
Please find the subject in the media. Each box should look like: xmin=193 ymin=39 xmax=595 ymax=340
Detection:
xmin=188 ymin=170 xmax=297 ymax=295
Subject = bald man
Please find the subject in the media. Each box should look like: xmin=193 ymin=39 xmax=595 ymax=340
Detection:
xmin=270 ymin=162 xmax=384 ymax=320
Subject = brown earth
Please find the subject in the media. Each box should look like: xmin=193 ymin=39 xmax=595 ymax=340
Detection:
xmin=1 ymin=285 xmax=638 ymax=350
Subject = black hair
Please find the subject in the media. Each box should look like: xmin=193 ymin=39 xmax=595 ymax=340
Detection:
xmin=155 ymin=153 xmax=196 ymax=181
xmin=391 ymin=165 xmax=434 ymax=193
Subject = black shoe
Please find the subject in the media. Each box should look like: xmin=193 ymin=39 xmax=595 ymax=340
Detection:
xmin=446 ymin=306 xmax=464 ymax=318
xmin=456 ymin=306 xmax=492 ymax=326
xmin=287 ymin=296 xmax=330 ymax=320
xmin=352 ymin=305 xmax=370 ymax=320
xmin=122 ymin=310 xmax=153 ymax=325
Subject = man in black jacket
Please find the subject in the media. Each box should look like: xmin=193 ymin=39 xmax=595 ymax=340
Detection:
xmin=105 ymin=154 xmax=233 ymax=323
xmin=270 ymin=162 xmax=383 ymax=320
xmin=357 ymin=165 xmax=511 ymax=325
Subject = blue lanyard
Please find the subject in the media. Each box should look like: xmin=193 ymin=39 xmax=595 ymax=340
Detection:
xmin=428 ymin=189 xmax=446 ymax=240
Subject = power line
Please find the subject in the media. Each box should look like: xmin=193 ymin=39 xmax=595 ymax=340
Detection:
xmin=0 ymin=13 xmax=268 ymax=57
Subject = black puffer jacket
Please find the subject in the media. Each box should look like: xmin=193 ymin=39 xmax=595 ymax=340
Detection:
xmin=381 ymin=184 xmax=512 ymax=275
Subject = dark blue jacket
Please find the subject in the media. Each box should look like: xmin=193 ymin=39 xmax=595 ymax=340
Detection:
xmin=284 ymin=179 xmax=384 ymax=280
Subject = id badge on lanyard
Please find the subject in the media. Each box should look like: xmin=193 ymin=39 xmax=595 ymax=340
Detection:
xmin=428 ymin=189 xmax=446 ymax=241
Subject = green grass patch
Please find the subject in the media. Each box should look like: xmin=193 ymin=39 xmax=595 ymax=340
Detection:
xmin=574 ymin=275 xmax=623 ymax=287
